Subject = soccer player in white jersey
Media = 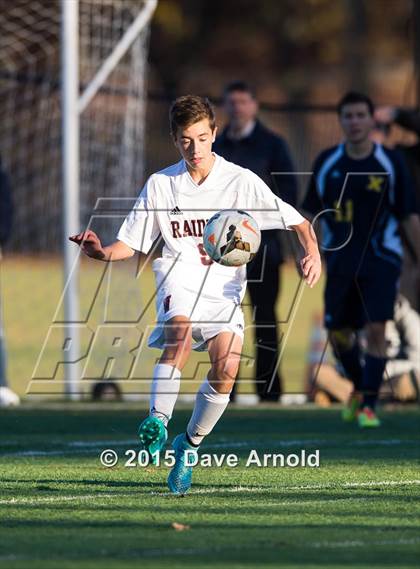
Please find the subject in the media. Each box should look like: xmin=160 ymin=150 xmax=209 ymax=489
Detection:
xmin=70 ymin=95 xmax=321 ymax=494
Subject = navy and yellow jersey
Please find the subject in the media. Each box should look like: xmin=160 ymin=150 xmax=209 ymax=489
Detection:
xmin=302 ymin=143 xmax=416 ymax=276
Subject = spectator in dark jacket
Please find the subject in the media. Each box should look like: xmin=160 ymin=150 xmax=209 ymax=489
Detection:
xmin=375 ymin=106 xmax=420 ymax=209
xmin=0 ymin=158 xmax=19 ymax=406
xmin=375 ymin=106 xmax=420 ymax=311
xmin=214 ymin=81 xmax=298 ymax=402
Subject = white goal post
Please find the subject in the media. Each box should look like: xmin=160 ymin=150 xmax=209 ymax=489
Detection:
xmin=61 ymin=0 xmax=157 ymax=399
xmin=0 ymin=1 xmax=157 ymax=399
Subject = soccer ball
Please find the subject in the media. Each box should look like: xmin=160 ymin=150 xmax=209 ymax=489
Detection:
xmin=203 ymin=210 xmax=261 ymax=266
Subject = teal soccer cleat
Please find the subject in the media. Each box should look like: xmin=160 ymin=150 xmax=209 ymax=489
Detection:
xmin=167 ymin=434 xmax=199 ymax=495
xmin=138 ymin=416 xmax=167 ymax=465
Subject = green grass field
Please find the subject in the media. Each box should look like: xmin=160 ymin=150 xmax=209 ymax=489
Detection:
xmin=1 ymin=256 xmax=323 ymax=398
xmin=1 ymin=405 xmax=420 ymax=568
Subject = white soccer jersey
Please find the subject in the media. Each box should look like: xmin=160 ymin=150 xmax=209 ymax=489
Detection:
xmin=117 ymin=153 xmax=305 ymax=304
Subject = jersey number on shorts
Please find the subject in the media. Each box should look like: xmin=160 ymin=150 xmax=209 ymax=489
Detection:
xmin=197 ymin=243 xmax=213 ymax=266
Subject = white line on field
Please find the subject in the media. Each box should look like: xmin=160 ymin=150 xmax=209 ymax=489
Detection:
xmin=287 ymin=479 xmax=420 ymax=490
xmin=150 ymin=479 xmax=420 ymax=496
xmin=172 ymin=480 xmax=420 ymax=494
xmin=1 ymin=449 xmax=98 ymax=457
xmin=0 ymin=493 xmax=117 ymax=505
xmin=59 ymin=437 xmax=420 ymax=448
xmin=2 ymin=480 xmax=419 ymax=505
xmin=68 ymin=439 xmax=138 ymax=447
xmin=206 ymin=438 xmax=418 ymax=448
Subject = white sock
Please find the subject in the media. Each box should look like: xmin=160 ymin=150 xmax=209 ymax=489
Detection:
xmin=186 ymin=377 xmax=230 ymax=446
xmin=149 ymin=364 xmax=181 ymax=427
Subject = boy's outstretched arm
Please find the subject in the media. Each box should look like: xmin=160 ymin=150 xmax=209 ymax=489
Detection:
xmin=69 ymin=230 xmax=135 ymax=261
xmin=291 ymin=219 xmax=322 ymax=288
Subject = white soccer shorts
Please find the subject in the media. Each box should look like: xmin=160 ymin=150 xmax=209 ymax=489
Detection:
xmin=148 ymin=258 xmax=245 ymax=352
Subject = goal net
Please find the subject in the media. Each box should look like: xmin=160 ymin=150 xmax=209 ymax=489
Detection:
xmin=0 ymin=0 xmax=154 ymax=252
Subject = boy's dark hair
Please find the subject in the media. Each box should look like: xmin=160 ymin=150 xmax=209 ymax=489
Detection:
xmin=169 ymin=95 xmax=216 ymax=138
xmin=223 ymin=80 xmax=256 ymax=100
xmin=337 ymin=91 xmax=374 ymax=116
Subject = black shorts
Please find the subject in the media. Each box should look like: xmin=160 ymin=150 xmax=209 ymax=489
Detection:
xmin=324 ymin=270 xmax=400 ymax=330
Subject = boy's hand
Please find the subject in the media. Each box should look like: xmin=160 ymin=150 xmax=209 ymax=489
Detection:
xmin=69 ymin=230 xmax=105 ymax=259
xmin=300 ymin=253 xmax=322 ymax=288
